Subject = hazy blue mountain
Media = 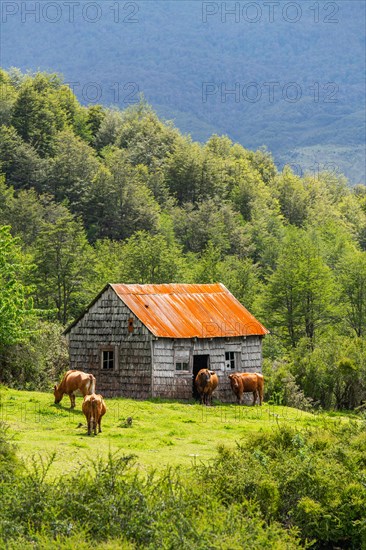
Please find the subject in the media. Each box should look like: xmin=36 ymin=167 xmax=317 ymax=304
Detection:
xmin=2 ymin=0 xmax=365 ymax=182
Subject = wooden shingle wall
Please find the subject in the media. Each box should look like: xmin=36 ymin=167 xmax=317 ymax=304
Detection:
xmin=68 ymin=287 xmax=152 ymax=398
xmin=152 ymin=336 xmax=263 ymax=402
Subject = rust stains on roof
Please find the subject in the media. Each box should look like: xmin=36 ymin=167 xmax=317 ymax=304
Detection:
xmin=110 ymin=283 xmax=269 ymax=339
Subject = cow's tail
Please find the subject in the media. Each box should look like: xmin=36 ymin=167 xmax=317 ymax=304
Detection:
xmin=91 ymin=396 xmax=97 ymax=425
xmin=88 ymin=374 xmax=96 ymax=395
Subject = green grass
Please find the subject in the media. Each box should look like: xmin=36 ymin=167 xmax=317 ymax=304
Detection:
xmin=0 ymin=387 xmax=353 ymax=476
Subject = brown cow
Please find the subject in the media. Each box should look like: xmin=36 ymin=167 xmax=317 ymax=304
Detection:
xmin=229 ymin=372 xmax=264 ymax=406
xmin=82 ymin=393 xmax=107 ymax=435
xmin=54 ymin=370 xmax=96 ymax=408
xmin=195 ymin=369 xmax=219 ymax=406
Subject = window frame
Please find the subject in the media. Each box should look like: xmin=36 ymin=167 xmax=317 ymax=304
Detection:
xmin=225 ymin=350 xmax=236 ymax=370
xmin=100 ymin=346 xmax=118 ymax=371
xmin=175 ymin=361 xmax=189 ymax=372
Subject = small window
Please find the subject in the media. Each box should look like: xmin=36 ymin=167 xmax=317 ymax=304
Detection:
xmin=225 ymin=351 xmax=235 ymax=370
xmin=128 ymin=318 xmax=134 ymax=333
xmin=176 ymin=362 xmax=189 ymax=371
xmin=102 ymin=350 xmax=114 ymax=370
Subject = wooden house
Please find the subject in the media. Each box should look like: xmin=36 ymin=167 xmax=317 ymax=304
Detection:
xmin=64 ymin=283 xmax=269 ymax=401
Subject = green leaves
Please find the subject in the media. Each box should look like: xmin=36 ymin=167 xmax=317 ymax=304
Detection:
xmin=265 ymin=228 xmax=338 ymax=346
xmin=0 ymin=226 xmax=34 ymax=349
xmin=31 ymin=207 xmax=95 ymax=324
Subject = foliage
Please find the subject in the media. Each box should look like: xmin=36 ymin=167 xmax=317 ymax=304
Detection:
xmin=0 ymin=69 xmax=366 ymax=408
xmin=1 ymin=404 xmax=366 ymax=548
xmin=31 ymin=206 xmax=95 ymax=324
xmin=0 ymin=321 xmax=69 ymax=390
xmin=200 ymin=424 xmax=366 ymax=548
xmin=264 ymin=335 xmax=366 ymax=409
xmin=264 ymin=227 xmax=337 ymax=347
xmin=0 ymin=225 xmax=34 ymax=351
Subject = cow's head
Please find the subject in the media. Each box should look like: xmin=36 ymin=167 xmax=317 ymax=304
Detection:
xmin=228 ymin=374 xmax=241 ymax=391
xmin=53 ymin=385 xmax=62 ymax=404
xmin=197 ymin=368 xmax=211 ymax=385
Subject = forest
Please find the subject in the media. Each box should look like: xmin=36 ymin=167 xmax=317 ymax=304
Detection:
xmin=1 ymin=68 xmax=366 ymax=410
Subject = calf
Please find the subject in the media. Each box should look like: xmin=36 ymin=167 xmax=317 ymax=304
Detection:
xmin=82 ymin=393 xmax=107 ymax=435
xmin=229 ymin=372 xmax=264 ymax=405
xmin=195 ymin=369 xmax=219 ymax=406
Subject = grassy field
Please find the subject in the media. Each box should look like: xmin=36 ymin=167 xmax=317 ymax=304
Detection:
xmin=0 ymin=387 xmax=352 ymax=476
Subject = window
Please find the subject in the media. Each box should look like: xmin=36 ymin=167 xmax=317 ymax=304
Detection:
xmin=225 ymin=351 xmax=235 ymax=370
xmin=176 ymin=362 xmax=189 ymax=371
xmin=102 ymin=350 xmax=114 ymax=370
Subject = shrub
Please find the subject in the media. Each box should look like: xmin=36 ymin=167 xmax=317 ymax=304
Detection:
xmin=197 ymin=424 xmax=366 ymax=548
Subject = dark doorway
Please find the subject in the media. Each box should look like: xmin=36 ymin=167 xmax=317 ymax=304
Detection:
xmin=192 ymin=354 xmax=210 ymax=399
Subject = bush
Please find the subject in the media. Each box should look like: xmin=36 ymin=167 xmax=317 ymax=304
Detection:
xmin=0 ymin=419 xmax=18 ymax=481
xmin=263 ymin=359 xmax=313 ymax=410
xmin=0 ymin=321 xmax=69 ymax=390
xmin=197 ymin=424 xmax=366 ymax=548
xmin=0 ymin=449 xmax=302 ymax=549
xmin=2 ymin=423 xmax=366 ymax=547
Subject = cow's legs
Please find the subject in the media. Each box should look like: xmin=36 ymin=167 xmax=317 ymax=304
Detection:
xmin=70 ymin=393 xmax=76 ymax=408
xmin=258 ymin=389 xmax=263 ymax=406
xmin=252 ymin=391 xmax=257 ymax=406
xmin=87 ymin=420 xmax=91 ymax=435
xmin=98 ymin=419 xmax=102 ymax=433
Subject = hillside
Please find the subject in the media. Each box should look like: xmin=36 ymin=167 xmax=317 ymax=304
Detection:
xmin=1 ymin=388 xmax=365 ymax=548
xmin=1 ymin=0 xmax=365 ymax=183
xmin=0 ymin=388 xmax=315 ymax=474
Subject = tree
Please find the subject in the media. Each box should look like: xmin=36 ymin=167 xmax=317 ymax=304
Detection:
xmin=117 ymin=100 xmax=179 ymax=167
xmin=217 ymin=256 xmax=262 ymax=312
xmin=291 ymin=335 xmax=366 ymax=409
xmin=95 ymin=108 xmax=123 ymax=150
xmin=274 ymin=167 xmax=308 ymax=227
xmin=265 ymin=228 xmax=337 ymax=347
xmin=0 ymin=125 xmax=48 ymax=191
xmin=0 ymin=226 xmax=33 ymax=351
xmin=11 ymin=73 xmax=67 ymax=157
xmin=118 ymin=231 xmax=184 ymax=284
xmin=165 ymin=136 xmax=204 ymax=203
xmin=0 ymin=69 xmax=17 ymax=126
xmin=338 ymin=250 xmax=366 ymax=337
xmin=85 ymin=149 xmax=160 ymax=241
xmin=230 ymin=158 xmax=266 ymax=222
xmin=47 ymin=130 xmax=100 ymax=211
xmin=194 ymin=241 xmax=222 ymax=283
xmin=32 ymin=206 xmax=95 ymax=324
xmin=172 ymin=199 xmax=248 ymax=256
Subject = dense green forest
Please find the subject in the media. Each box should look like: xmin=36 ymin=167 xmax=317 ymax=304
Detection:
xmin=2 ymin=0 xmax=365 ymax=183
xmin=1 ymin=68 xmax=366 ymax=409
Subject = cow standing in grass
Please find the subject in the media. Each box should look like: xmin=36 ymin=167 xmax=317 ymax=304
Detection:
xmin=195 ymin=369 xmax=218 ymax=406
xmin=229 ymin=372 xmax=264 ymax=405
xmin=82 ymin=393 xmax=107 ymax=435
xmin=54 ymin=370 xmax=96 ymax=408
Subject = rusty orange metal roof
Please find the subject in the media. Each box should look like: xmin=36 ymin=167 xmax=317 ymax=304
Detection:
xmin=110 ymin=283 xmax=269 ymax=338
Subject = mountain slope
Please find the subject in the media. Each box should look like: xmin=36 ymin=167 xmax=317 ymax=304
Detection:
xmin=1 ymin=0 xmax=365 ymax=182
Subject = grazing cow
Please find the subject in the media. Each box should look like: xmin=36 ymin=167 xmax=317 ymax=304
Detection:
xmin=195 ymin=369 xmax=219 ymax=406
xmin=82 ymin=393 xmax=107 ymax=436
xmin=229 ymin=372 xmax=264 ymax=406
xmin=54 ymin=370 xmax=96 ymax=408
